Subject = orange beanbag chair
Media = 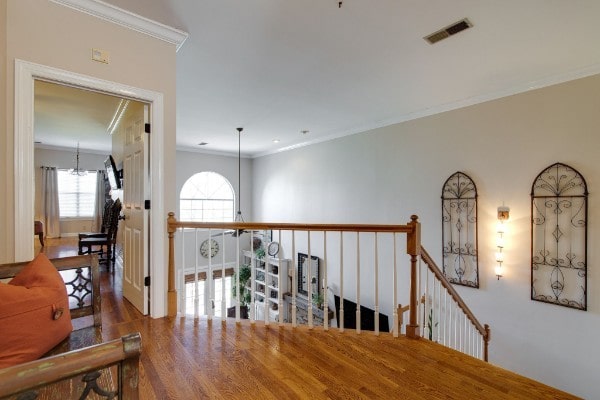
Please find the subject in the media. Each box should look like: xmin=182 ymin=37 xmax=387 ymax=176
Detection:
xmin=0 ymin=253 xmax=72 ymax=368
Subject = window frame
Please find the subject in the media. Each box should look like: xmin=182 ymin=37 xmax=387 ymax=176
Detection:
xmin=57 ymin=168 xmax=98 ymax=220
xmin=179 ymin=171 xmax=235 ymax=222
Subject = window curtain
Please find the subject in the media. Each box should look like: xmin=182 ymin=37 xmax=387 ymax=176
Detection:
xmin=39 ymin=166 xmax=60 ymax=238
xmin=92 ymin=171 xmax=106 ymax=231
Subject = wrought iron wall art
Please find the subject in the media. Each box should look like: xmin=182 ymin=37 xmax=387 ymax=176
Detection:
xmin=531 ymin=163 xmax=588 ymax=310
xmin=442 ymin=172 xmax=479 ymax=288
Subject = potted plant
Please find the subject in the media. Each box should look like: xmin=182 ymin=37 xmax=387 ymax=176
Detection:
xmin=312 ymin=292 xmax=324 ymax=309
xmin=228 ymin=263 xmax=251 ymax=319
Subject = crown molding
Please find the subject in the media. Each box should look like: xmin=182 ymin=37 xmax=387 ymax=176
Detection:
xmin=50 ymin=0 xmax=188 ymax=51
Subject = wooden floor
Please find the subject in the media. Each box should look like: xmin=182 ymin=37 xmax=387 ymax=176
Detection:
xmin=37 ymin=238 xmax=580 ymax=399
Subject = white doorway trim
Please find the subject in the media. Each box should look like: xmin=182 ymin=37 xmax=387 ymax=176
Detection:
xmin=14 ymin=59 xmax=167 ymax=318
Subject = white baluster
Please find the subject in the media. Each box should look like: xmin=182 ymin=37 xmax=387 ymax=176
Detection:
xmin=392 ymin=233 xmax=398 ymax=338
xmin=356 ymin=232 xmax=361 ymax=334
xmin=194 ymin=229 xmax=199 ymax=318
xmin=323 ymin=231 xmax=328 ymax=331
xmin=277 ymin=229 xmax=283 ymax=325
xmin=339 ymin=231 xmax=344 ymax=333
xmin=264 ymin=232 xmax=269 ymax=326
xmin=374 ymin=232 xmax=379 ymax=336
xmin=423 ymin=265 xmax=429 ymax=339
xmin=180 ymin=227 xmax=186 ymax=316
xmin=250 ymin=232 xmax=255 ymax=323
xmin=207 ymin=228 xmax=213 ymax=320
xmin=235 ymin=228 xmax=240 ymax=322
xmin=221 ymin=230 xmax=226 ymax=319
xmin=292 ymin=231 xmax=297 ymax=327
xmin=435 ymin=280 xmax=440 ymax=343
xmin=308 ymin=231 xmax=313 ymax=329
xmin=442 ymin=288 xmax=447 ymax=346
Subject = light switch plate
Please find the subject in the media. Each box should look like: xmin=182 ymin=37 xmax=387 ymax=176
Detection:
xmin=91 ymin=48 xmax=109 ymax=64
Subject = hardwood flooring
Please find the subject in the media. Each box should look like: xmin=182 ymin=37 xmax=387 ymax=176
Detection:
xmin=38 ymin=238 xmax=580 ymax=399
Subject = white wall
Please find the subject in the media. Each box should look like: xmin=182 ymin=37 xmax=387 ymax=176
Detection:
xmin=252 ymin=74 xmax=600 ymax=399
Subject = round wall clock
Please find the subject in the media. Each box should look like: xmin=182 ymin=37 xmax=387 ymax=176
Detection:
xmin=267 ymin=241 xmax=280 ymax=257
xmin=200 ymin=239 xmax=219 ymax=258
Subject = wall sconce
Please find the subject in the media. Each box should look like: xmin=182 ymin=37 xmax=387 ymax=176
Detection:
xmin=495 ymin=206 xmax=509 ymax=280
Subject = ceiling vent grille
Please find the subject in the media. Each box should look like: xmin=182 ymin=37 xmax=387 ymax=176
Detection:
xmin=424 ymin=18 xmax=472 ymax=44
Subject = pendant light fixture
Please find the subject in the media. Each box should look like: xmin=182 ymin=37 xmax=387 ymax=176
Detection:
xmin=235 ymin=127 xmax=244 ymax=222
xmin=68 ymin=142 xmax=87 ymax=176
xmin=229 ymin=127 xmax=246 ymax=237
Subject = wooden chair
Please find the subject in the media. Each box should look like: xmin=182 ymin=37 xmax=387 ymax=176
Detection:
xmin=78 ymin=198 xmax=114 ymax=242
xmin=78 ymin=198 xmax=122 ymax=267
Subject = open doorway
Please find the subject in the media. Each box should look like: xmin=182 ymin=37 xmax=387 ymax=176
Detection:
xmin=15 ymin=60 xmax=167 ymax=318
xmin=34 ymin=81 xmax=150 ymax=315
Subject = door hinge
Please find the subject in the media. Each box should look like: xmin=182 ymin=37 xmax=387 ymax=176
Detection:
xmin=144 ymin=200 xmax=151 ymax=210
xmin=144 ymin=276 xmax=151 ymax=286
xmin=145 ymin=123 xmax=151 ymax=134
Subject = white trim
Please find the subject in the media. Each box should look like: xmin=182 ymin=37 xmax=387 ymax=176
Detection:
xmin=15 ymin=59 xmax=167 ymax=318
xmin=254 ymin=62 xmax=600 ymax=158
xmin=49 ymin=0 xmax=188 ymax=51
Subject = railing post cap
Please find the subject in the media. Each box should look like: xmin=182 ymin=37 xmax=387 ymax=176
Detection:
xmin=410 ymin=215 xmax=419 ymax=222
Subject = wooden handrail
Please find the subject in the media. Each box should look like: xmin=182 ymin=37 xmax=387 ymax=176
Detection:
xmin=0 ymin=333 xmax=141 ymax=399
xmin=166 ymin=216 xmax=414 ymax=233
xmin=419 ymin=246 xmax=490 ymax=361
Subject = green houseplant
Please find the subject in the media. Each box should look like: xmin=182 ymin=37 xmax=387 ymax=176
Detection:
xmin=229 ymin=263 xmax=252 ymax=319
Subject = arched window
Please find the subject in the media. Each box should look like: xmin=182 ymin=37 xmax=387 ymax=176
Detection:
xmin=531 ymin=162 xmax=587 ymax=310
xmin=441 ymin=171 xmax=479 ymax=288
xmin=179 ymin=172 xmax=235 ymax=222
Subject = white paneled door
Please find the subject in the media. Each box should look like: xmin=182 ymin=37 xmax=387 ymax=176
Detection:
xmin=122 ymin=104 xmax=149 ymax=315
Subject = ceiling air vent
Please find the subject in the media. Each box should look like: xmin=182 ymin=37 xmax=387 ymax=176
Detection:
xmin=424 ymin=18 xmax=472 ymax=44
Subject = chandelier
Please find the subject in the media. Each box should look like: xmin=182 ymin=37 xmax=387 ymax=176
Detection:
xmin=68 ymin=142 xmax=87 ymax=176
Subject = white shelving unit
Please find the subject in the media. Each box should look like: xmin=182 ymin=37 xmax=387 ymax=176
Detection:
xmin=243 ymin=250 xmax=290 ymax=322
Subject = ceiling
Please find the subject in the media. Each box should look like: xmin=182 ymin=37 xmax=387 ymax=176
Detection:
xmin=35 ymin=1 xmax=600 ymax=157
xmin=34 ymin=81 xmax=122 ymax=154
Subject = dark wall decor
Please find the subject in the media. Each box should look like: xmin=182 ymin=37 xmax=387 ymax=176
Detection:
xmin=442 ymin=172 xmax=479 ymax=288
xmin=297 ymin=253 xmax=320 ymax=297
xmin=531 ymin=162 xmax=588 ymax=310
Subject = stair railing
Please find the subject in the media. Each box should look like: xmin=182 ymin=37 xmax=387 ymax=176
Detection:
xmin=417 ymin=246 xmax=490 ymax=361
xmin=167 ymin=213 xmax=489 ymax=361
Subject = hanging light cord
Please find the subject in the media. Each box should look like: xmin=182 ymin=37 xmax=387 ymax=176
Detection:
xmin=236 ymin=127 xmax=244 ymax=222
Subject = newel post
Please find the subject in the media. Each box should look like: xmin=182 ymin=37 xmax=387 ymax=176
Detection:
xmin=406 ymin=215 xmax=421 ymax=339
xmin=167 ymin=212 xmax=178 ymax=317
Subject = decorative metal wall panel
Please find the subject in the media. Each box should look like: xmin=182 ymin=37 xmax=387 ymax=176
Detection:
xmin=442 ymin=172 xmax=479 ymax=288
xmin=531 ymin=163 xmax=587 ymax=310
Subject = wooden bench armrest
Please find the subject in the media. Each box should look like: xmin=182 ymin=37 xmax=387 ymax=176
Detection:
xmin=0 ymin=333 xmax=141 ymax=400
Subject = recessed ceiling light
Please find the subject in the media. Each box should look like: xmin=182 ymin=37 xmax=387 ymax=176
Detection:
xmin=273 ymin=139 xmax=280 ymax=143
xmin=198 ymin=142 xmax=208 ymax=146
